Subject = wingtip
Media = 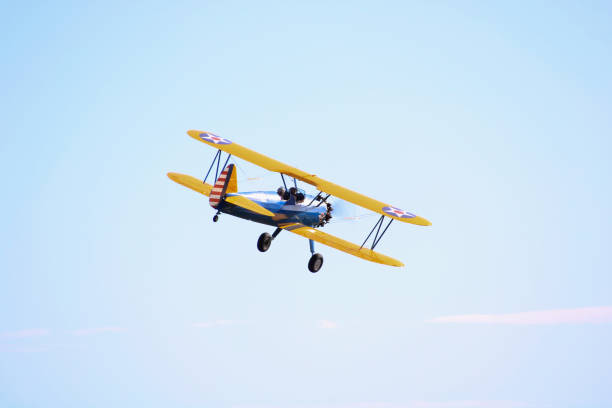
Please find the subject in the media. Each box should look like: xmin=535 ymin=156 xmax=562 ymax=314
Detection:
xmin=398 ymin=215 xmax=432 ymax=226
xmin=414 ymin=216 xmax=432 ymax=226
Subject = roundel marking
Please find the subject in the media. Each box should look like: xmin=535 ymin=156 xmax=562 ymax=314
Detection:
xmin=199 ymin=132 xmax=232 ymax=145
xmin=382 ymin=206 xmax=416 ymax=219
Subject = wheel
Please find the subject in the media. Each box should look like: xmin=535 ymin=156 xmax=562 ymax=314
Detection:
xmin=213 ymin=215 xmax=219 ymax=222
xmin=308 ymin=253 xmax=323 ymax=273
xmin=257 ymin=232 xmax=272 ymax=252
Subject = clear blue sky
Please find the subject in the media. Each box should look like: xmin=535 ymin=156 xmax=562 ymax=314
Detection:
xmin=1 ymin=1 xmax=611 ymax=407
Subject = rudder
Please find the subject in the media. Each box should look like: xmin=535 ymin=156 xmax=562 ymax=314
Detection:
xmin=209 ymin=164 xmax=238 ymax=208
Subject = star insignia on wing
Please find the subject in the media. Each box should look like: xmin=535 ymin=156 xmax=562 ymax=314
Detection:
xmin=199 ymin=133 xmax=232 ymax=145
xmin=382 ymin=206 xmax=416 ymax=219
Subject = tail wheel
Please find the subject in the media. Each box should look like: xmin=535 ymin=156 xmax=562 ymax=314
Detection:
xmin=308 ymin=253 xmax=323 ymax=273
xmin=257 ymin=233 xmax=272 ymax=252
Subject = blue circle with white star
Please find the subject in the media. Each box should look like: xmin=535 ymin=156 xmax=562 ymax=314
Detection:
xmin=382 ymin=206 xmax=416 ymax=218
xmin=199 ymin=133 xmax=232 ymax=145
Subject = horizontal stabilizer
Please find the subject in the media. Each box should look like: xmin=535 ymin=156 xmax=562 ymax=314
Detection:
xmin=225 ymin=195 xmax=275 ymax=217
xmin=168 ymin=172 xmax=212 ymax=196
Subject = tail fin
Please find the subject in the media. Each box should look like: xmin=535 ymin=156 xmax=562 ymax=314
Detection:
xmin=209 ymin=164 xmax=238 ymax=208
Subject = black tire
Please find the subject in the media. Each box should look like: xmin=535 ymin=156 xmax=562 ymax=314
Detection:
xmin=213 ymin=215 xmax=219 ymax=222
xmin=308 ymin=253 xmax=323 ymax=273
xmin=257 ymin=233 xmax=272 ymax=252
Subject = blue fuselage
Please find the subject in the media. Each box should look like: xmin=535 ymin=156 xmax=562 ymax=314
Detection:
xmin=218 ymin=191 xmax=327 ymax=227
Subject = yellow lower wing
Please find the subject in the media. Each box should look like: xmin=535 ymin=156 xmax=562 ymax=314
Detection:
xmin=280 ymin=223 xmax=404 ymax=267
xmin=225 ymin=195 xmax=275 ymax=217
xmin=168 ymin=172 xmax=212 ymax=196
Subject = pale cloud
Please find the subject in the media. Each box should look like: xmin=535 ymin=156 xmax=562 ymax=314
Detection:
xmin=0 ymin=328 xmax=50 ymax=339
xmin=71 ymin=327 xmax=126 ymax=336
xmin=231 ymin=401 xmax=534 ymax=408
xmin=429 ymin=306 xmax=612 ymax=325
xmin=317 ymin=320 xmax=338 ymax=329
xmin=410 ymin=401 xmax=533 ymax=408
xmin=193 ymin=320 xmax=239 ymax=328
xmin=0 ymin=345 xmax=50 ymax=353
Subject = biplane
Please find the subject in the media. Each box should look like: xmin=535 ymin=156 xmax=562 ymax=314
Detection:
xmin=168 ymin=130 xmax=431 ymax=273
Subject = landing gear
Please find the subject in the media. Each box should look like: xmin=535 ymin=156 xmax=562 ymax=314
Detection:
xmin=257 ymin=228 xmax=281 ymax=253
xmin=257 ymin=233 xmax=272 ymax=252
xmin=308 ymin=253 xmax=324 ymax=273
xmin=256 ymin=231 xmax=324 ymax=273
xmin=212 ymin=214 xmax=219 ymax=222
xmin=307 ymin=239 xmax=323 ymax=272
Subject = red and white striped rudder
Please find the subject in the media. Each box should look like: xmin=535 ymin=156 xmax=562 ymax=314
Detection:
xmin=209 ymin=164 xmax=236 ymax=209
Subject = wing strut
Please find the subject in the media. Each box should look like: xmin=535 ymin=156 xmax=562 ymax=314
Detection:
xmin=360 ymin=215 xmax=394 ymax=250
xmin=280 ymin=173 xmax=288 ymax=190
xmin=280 ymin=173 xmax=301 ymax=191
xmin=315 ymin=194 xmax=331 ymax=208
xmin=203 ymin=149 xmax=232 ymax=184
xmin=305 ymin=192 xmax=331 ymax=208
xmin=307 ymin=192 xmax=321 ymax=206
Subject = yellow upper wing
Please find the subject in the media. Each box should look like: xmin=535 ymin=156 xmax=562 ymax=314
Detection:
xmin=280 ymin=223 xmax=404 ymax=267
xmin=188 ymin=130 xmax=431 ymax=226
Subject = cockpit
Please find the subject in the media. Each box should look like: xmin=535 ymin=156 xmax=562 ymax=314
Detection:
xmin=277 ymin=186 xmax=306 ymax=203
